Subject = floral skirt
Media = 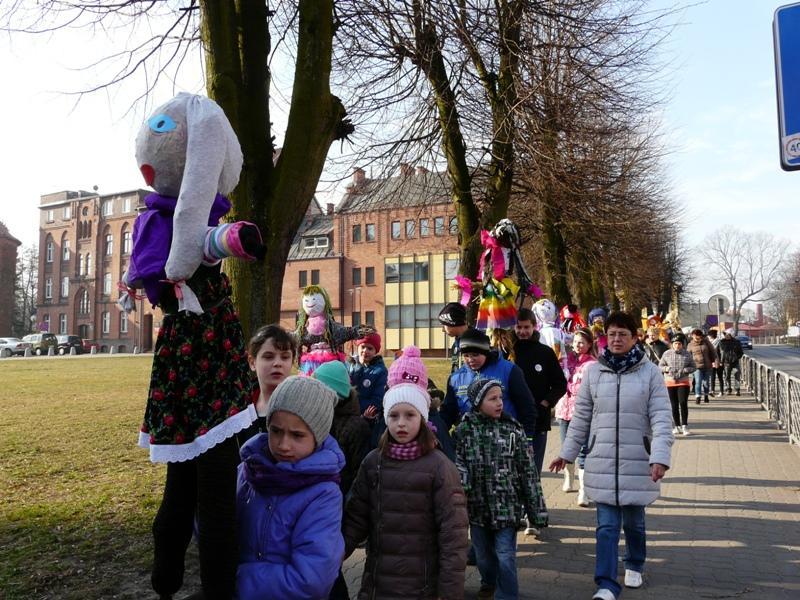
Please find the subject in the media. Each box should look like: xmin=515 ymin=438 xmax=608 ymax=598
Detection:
xmin=138 ymin=272 xmax=257 ymax=463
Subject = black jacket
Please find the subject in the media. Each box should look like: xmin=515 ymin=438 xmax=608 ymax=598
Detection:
xmin=512 ymin=336 xmax=567 ymax=432
xmin=644 ymin=339 xmax=669 ymax=364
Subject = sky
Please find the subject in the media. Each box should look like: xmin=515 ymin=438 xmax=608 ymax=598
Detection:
xmin=0 ymin=1 xmax=796 ymax=273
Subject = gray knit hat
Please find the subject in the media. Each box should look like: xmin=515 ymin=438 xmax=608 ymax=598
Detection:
xmin=266 ymin=376 xmax=336 ymax=447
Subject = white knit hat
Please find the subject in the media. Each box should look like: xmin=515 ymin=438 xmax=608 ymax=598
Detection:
xmin=382 ymin=383 xmax=430 ymax=422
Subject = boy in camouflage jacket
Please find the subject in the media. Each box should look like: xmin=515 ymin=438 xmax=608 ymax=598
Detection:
xmin=454 ymin=378 xmax=548 ymax=599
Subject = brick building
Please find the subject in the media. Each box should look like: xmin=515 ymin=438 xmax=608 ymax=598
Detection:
xmin=37 ymin=189 xmax=162 ymax=352
xmin=0 ymin=221 xmax=22 ymax=336
xmin=280 ymin=167 xmax=462 ymax=355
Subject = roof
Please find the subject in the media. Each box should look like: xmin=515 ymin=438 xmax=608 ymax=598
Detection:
xmin=338 ymin=171 xmax=451 ymax=214
xmin=287 ymin=214 xmax=335 ymax=260
xmin=0 ymin=221 xmax=21 ymax=246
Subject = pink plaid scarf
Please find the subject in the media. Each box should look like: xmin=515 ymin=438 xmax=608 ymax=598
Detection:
xmin=387 ymin=440 xmax=423 ymax=461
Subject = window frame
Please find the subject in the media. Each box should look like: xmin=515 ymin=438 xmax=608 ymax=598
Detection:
xmin=311 ymin=269 xmax=320 ymax=285
xmin=391 ymin=221 xmax=401 ymax=240
xmin=434 ymin=216 xmax=444 ymax=236
xmin=420 ymin=218 xmax=430 ymax=237
xmin=352 ymin=267 xmax=361 ymax=286
xmin=365 ymin=266 xmax=375 ymax=285
xmin=299 ymin=270 xmax=308 ymax=288
xmin=352 ymin=224 xmax=362 ymax=243
xmin=405 ymin=219 xmax=416 ymax=238
xmin=365 ymin=223 xmax=376 ymax=242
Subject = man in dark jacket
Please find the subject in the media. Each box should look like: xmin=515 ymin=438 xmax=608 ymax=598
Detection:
xmin=719 ymin=330 xmax=744 ymax=395
xmin=512 ymin=308 xmax=567 ymax=476
xmin=438 ymin=302 xmax=470 ymax=373
xmin=643 ymin=327 xmax=670 ymax=364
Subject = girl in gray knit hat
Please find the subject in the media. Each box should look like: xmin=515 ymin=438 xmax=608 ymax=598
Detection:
xmin=236 ymin=376 xmax=345 ymax=599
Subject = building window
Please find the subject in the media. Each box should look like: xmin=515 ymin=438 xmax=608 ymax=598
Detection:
xmin=352 ymin=224 xmax=362 ymax=243
xmin=122 ymin=229 xmax=131 ymax=254
xmin=105 ymin=233 xmax=113 ymax=256
xmin=120 ymin=312 xmax=129 ymax=334
xmin=445 ymin=258 xmax=460 ymax=279
xmin=103 ymin=272 xmax=112 ymax=295
xmin=386 ymin=261 xmax=429 ymax=283
xmin=352 ymin=312 xmax=361 ymax=327
xmin=46 ymin=209 xmax=54 ymax=222
xmin=59 ymin=314 xmax=67 ymax=334
xmin=405 ymin=220 xmax=415 ymax=238
xmin=299 ymin=270 xmax=308 ymax=288
xmin=85 ymin=253 xmax=92 ymax=277
xmin=102 ymin=311 xmax=110 ymax=335
xmin=42 ymin=314 xmax=50 ymax=332
xmin=385 ymin=305 xmax=399 ymax=328
xmin=63 ymin=205 xmax=71 ymax=219
xmin=365 ymin=266 xmax=375 ymax=285
xmin=400 ymin=305 xmax=414 ymax=328
xmin=365 ymin=311 xmax=375 ymax=326
xmin=62 ymin=239 xmax=70 ymax=261
xmin=352 ymin=267 xmax=361 ymax=286
xmin=385 ymin=263 xmax=399 ymax=283
xmin=123 ymin=197 xmax=132 ymax=213
xmin=420 ymin=218 xmax=430 ymax=237
xmin=415 ymin=304 xmax=430 ymax=328
xmin=449 ymin=216 xmax=458 ymax=235
xmin=45 ymin=277 xmax=53 ymax=299
xmin=303 ymin=236 xmax=329 ymax=249
xmin=365 ymin=223 xmax=376 ymax=241
xmin=311 ymin=270 xmax=320 ymax=285
xmin=434 ymin=216 xmax=444 ymax=235
xmin=391 ymin=221 xmax=401 ymax=240
xmin=102 ymin=201 xmax=113 ymax=217
xmin=61 ymin=276 xmax=69 ymax=298
xmin=46 ymin=239 xmax=54 ymax=262
xmin=79 ymin=289 xmax=90 ymax=315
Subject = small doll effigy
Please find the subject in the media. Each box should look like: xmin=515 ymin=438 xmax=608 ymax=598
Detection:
xmin=559 ymin=303 xmax=587 ymax=348
xmin=533 ymin=298 xmax=569 ymax=377
xmin=296 ymin=285 xmax=373 ymax=375
xmin=121 ymin=92 xmax=262 ymax=599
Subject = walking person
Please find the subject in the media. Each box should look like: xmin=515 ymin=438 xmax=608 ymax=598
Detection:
xmin=687 ymin=329 xmax=716 ymax=404
xmin=658 ymin=334 xmax=697 ymax=436
xmin=707 ymin=330 xmax=725 ymax=396
xmin=549 ymin=311 xmax=674 ymax=600
xmin=719 ymin=330 xmax=744 ymax=395
xmin=438 ymin=302 xmax=471 ymax=373
xmin=454 ymin=378 xmax=549 ymax=600
xmin=342 ymin=384 xmax=469 ymax=599
xmin=555 ymin=327 xmax=597 ymax=506
xmin=643 ymin=327 xmax=669 ymax=365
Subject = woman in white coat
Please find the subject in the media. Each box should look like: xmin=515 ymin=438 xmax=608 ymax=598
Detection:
xmin=550 ymin=311 xmax=674 ymax=600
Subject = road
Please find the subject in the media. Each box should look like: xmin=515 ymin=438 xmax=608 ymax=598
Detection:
xmin=747 ymin=345 xmax=800 ymax=378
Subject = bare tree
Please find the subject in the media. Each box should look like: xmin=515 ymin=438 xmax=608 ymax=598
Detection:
xmin=13 ymin=245 xmax=38 ymax=337
xmin=767 ymin=250 xmax=800 ymax=327
xmin=701 ymin=228 xmax=791 ymax=334
xmin=2 ymin=1 xmax=351 ymax=332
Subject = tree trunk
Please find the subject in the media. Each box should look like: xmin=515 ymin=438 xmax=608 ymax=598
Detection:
xmin=200 ymin=0 xmax=345 ymax=335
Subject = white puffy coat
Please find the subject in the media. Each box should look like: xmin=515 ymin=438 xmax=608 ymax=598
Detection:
xmin=560 ymin=354 xmax=674 ymax=506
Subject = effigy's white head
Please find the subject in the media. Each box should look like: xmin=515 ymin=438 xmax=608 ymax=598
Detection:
xmin=302 ymin=292 xmax=326 ymax=318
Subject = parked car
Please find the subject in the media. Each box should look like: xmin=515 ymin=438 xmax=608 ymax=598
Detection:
xmin=0 ymin=337 xmax=32 ymax=357
xmin=736 ymin=334 xmax=753 ymax=350
xmin=21 ymin=332 xmax=59 ymax=356
xmin=56 ymin=335 xmax=84 ymax=355
xmin=82 ymin=339 xmax=99 ymax=353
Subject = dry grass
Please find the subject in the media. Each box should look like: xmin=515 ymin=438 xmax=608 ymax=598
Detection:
xmin=0 ymin=354 xmax=452 ymax=599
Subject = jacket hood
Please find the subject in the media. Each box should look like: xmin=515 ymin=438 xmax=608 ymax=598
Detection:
xmin=239 ymin=432 xmax=345 ymax=476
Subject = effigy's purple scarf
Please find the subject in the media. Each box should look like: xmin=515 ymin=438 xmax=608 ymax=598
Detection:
xmin=242 ymin=451 xmax=341 ymax=496
xmin=127 ymin=193 xmax=231 ymax=305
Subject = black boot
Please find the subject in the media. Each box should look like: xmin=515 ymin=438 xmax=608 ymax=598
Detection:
xmin=736 ymin=389 xmax=741 ymax=396
xmin=704 ymin=394 xmax=709 ymax=403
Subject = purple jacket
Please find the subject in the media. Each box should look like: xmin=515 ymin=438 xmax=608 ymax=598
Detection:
xmin=127 ymin=192 xmax=230 ymax=305
xmin=236 ymin=433 xmax=345 ymax=600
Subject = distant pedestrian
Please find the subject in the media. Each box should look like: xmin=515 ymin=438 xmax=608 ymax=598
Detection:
xmin=659 ymin=333 xmax=697 ymax=436
xmin=687 ymin=329 xmax=717 ymax=403
xmin=550 ymin=311 xmax=674 ymax=600
xmin=707 ymin=329 xmax=725 ymax=396
xmin=719 ymin=330 xmax=744 ymax=395
xmin=343 ymin=384 xmax=469 ymax=599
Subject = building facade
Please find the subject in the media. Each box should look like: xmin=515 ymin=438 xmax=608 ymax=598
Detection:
xmin=37 ymin=189 xmax=162 ymax=352
xmin=0 ymin=221 xmax=22 ymax=336
xmin=280 ymin=167 xmax=462 ymax=355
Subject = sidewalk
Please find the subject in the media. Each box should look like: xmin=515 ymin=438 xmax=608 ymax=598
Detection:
xmin=342 ymin=392 xmax=800 ymax=599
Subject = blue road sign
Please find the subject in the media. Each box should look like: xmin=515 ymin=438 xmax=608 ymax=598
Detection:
xmin=774 ymin=3 xmax=800 ymax=170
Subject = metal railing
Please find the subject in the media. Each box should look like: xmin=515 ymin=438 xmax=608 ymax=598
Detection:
xmin=741 ymin=355 xmax=800 ymax=445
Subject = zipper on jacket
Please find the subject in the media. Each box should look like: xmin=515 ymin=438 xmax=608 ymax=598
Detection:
xmin=615 ymin=373 xmax=621 ymax=506
xmin=371 ymin=458 xmax=382 ymax=600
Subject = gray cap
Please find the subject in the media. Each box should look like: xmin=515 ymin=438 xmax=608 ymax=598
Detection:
xmin=266 ymin=376 xmax=336 ymax=447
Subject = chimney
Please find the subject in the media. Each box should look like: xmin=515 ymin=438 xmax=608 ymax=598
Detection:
xmin=416 ymin=166 xmax=429 ymax=177
xmin=399 ymin=162 xmax=413 ymax=177
xmin=352 ymin=168 xmax=366 ymax=186
xmin=755 ymin=303 xmax=763 ymax=325
xmin=326 ymin=203 xmax=334 ymax=215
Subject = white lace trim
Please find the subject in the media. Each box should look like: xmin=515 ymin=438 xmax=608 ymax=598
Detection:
xmin=137 ymin=404 xmax=257 ymax=463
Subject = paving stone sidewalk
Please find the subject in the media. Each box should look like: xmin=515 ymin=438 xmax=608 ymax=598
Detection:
xmin=342 ymin=391 xmax=800 ymax=599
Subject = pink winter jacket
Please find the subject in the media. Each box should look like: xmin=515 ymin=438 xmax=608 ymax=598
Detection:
xmin=555 ymin=353 xmax=597 ymax=422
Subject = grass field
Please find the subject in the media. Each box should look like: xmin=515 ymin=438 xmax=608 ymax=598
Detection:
xmin=0 ymin=354 xmax=453 ymax=599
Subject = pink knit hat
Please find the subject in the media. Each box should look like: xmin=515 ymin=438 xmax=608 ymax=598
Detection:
xmin=387 ymin=345 xmax=428 ymax=391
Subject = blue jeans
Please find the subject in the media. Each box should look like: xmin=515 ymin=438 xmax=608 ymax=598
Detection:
xmin=595 ymin=503 xmax=646 ymax=597
xmin=558 ymin=420 xmax=586 ymax=468
xmin=693 ymin=368 xmax=711 ymax=397
xmin=529 ymin=430 xmax=547 ymax=476
xmin=470 ymin=525 xmax=518 ymax=599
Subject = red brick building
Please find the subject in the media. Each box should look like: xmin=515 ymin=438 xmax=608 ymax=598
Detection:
xmin=280 ymin=167 xmax=462 ymax=355
xmin=0 ymin=221 xmax=22 ymax=336
xmin=37 ymin=189 xmax=162 ymax=351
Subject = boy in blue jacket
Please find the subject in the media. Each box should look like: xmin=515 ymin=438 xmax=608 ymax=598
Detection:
xmin=236 ymin=376 xmax=345 ymax=599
